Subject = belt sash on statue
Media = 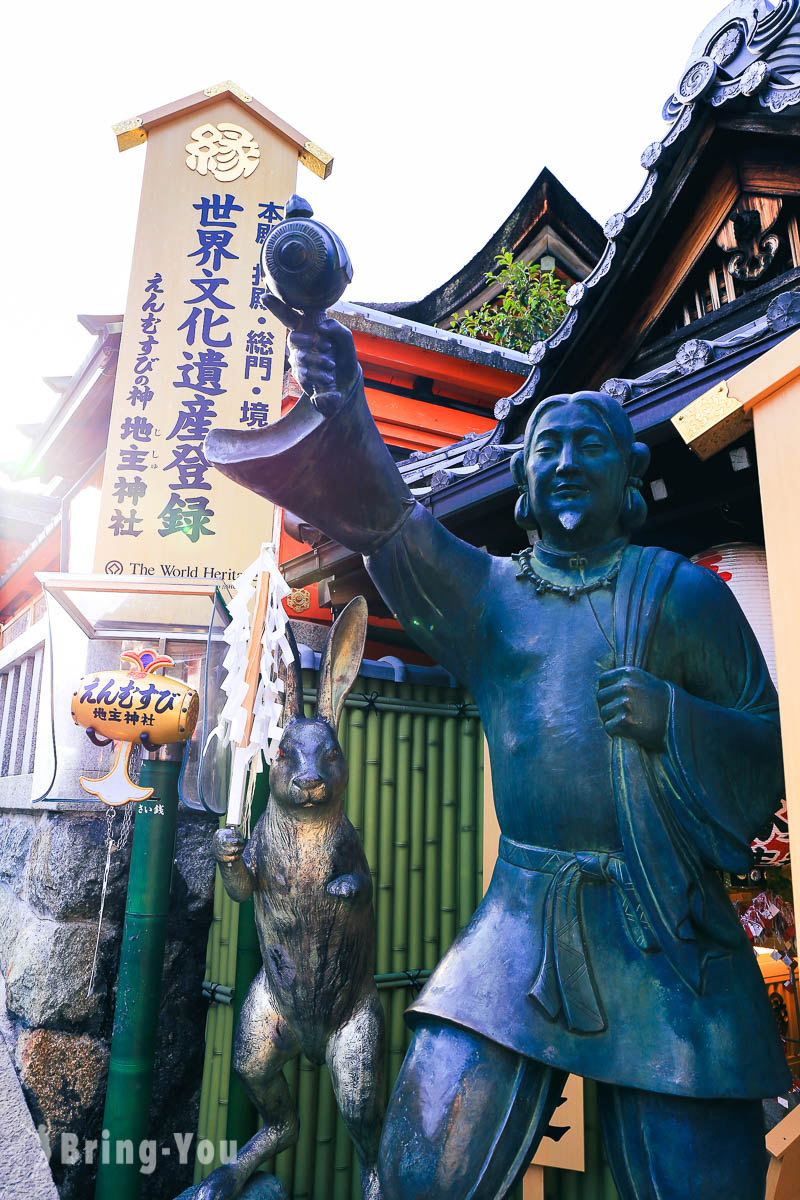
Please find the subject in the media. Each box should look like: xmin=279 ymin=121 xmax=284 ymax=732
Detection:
xmin=498 ymin=835 xmax=659 ymax=1033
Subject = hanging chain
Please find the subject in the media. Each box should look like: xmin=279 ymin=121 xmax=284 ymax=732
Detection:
xmin=120 ymin=799 xmax=134 ymax=847
xmin=87 ymin=799 xmax=136 ymax=997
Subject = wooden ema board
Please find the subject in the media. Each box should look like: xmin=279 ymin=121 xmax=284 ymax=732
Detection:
xmin=93 ymin=98 xmax=299 ymax=605
xmin=482 ymin=739 xmax=585 ymax=1196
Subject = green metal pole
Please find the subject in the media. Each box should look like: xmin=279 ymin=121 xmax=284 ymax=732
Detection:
xmin=94 ymin=758 xmax=180 ymax=1200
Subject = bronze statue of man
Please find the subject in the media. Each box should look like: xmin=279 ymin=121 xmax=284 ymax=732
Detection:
xmin=206 ymin=308 xmax=788 ymax=1200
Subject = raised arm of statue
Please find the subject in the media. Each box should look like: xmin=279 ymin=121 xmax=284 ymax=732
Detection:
xmin=204 ymin=305 xmax=491 ymax=686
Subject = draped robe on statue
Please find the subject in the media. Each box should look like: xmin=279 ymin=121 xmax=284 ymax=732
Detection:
xmin=206 ymin=379 xmax=789 ymax=1101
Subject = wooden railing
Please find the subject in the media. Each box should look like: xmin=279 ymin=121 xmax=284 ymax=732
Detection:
xmin=0 ymin=593 xmax=46 ymax=652
xmin=0 ymin=618 xmax=46 ymax=780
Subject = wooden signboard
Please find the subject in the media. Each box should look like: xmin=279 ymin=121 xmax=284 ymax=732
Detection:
xmin=93 ymin=84 xmax=330 ymax=590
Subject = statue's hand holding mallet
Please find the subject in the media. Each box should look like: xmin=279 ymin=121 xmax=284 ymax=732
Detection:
xmin=260 ymin=193 xmax=358 ymax=416
xmin=262 ymin=296 xmax=359 ymax=418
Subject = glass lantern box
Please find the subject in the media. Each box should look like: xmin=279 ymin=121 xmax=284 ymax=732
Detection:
xmin=34 ymin=572 xmax=231 ymax=813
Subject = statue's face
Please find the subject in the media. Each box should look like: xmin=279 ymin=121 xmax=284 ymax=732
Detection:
xmin=526 ymin=403 xmax=628 ymax=548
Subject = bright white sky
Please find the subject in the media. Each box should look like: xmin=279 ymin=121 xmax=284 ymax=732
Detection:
xmin=3 ymin=0 xmax=725 ymax=479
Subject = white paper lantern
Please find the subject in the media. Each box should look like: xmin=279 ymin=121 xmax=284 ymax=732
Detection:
xmin=690 ymin=542 xmax=777 ymax=686
xmin=691 ymin=543 xmax=787 ymax=865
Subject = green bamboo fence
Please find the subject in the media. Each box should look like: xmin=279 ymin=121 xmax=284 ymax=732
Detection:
xmin=194 ymin=816 xmax=240 ymax=1184
xmin=195 ymin=668 xmax=616 ymax=1199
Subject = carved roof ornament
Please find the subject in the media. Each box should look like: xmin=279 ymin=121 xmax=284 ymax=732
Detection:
xmin=766 ymin=290 xmax=800 ymax=330
xmin=716 ymin=195 xmax=783 ymax=282
xmin=709 ymin=25 xmax=744 ymax=64
xmin=625 ymin=172 xmax=658 ymax=219
xmin=640 ymin=142 xmax=663 ymax=169
xmin=484 ymin=0 xmax=800 ymax=447
xmin=677 ymin=57 xmax=719 ymax=103
xmin=601 ymin=378 xmax=632 ymax=404
xmin=585 ymin=243 xmax=616 ymax=287
xmin=666 ymin=0 xmax=800 ymax=116
xmin=676 ymin=339 xmax=714 ymax=375
xmin=478 ymin=443 xmax=505 ymax=467
xmin=565 ymin=282 xmax=585 ymax=307
xmin=603 ymin=213 xmax=627 ymax=240
xmin=430 ymin=469 xmax=456 ymax=492
xmin=741 ymin=58 xmax=770 ymax=94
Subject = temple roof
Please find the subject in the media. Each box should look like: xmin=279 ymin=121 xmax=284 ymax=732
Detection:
xmin=19 ymin=318 xmax=121 ymax=484
xmin=281 ymin=281 xmax=800 ymax=595
xmin=282 ymin=1 xmax=800 ymax=604
xmin=331 ymin=301 xmax=531 ymax=374
xmin=483 ymin=1 xmax=800 ymax=442
xmin=363 ymin=167 xmax=605 ymax=328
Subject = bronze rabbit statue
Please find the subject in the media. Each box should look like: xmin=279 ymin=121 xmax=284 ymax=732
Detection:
xmin=197 ymin=597 xmax=384 ymax=1200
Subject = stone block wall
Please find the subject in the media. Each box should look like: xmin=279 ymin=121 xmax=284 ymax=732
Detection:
xmin=0 ymin=805 xmax=218 ymax=1199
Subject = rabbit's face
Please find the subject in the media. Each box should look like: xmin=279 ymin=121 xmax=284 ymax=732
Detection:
xmin=269 ymin=718 xmax=349 ymax=814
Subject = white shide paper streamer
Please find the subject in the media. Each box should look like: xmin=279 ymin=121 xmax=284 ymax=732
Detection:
xmin=206 ymin=543 xmax=295 ymax=830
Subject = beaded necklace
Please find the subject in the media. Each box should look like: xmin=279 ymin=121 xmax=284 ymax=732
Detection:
xmin=512 ymin=542 xmax=624 ymax=599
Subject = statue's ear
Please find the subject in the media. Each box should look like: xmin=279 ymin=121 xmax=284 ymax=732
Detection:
xmin=630 ymin=442 xmax=651 ymax=480
xmin=510 ymin=449 xmax=538 ymax=532
xmin=621 ymin=441 xmax=651 ymax=530
xmin=510 ymin=450 xmax=527 ymax=492
xmin=317 ymin=597 xmax=368 ymax=731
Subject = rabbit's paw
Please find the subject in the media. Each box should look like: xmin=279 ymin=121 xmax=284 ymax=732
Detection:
xmin=213 ymin=827 xmax=245 ymax=864
xmin=326 ymin=871 xmax=368 ymax=900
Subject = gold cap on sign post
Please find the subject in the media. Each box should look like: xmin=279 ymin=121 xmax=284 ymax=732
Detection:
xmin=111 ymin=82 xmax=334 ymax=178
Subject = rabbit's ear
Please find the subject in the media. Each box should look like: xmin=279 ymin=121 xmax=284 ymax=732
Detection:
xmin=283 ymin=621 xmax=304 ymax=720
xmin=317 ymin=597 xmax=368 ymax=731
